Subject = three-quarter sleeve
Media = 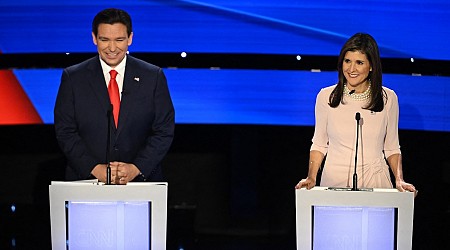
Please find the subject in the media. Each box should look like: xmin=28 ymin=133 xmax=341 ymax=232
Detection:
xmin=310 ymin=88 xmax=330 ymax=155
xmin=383 ymin=88 xmax=401 ymax=158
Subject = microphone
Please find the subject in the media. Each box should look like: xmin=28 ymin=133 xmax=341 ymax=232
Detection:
xmin=352 ymin=112 xmax=361 ymax=191
xmin=106 ymin=104 xmax=113 ymax=185
xmin=349 ymin=89 xmax=356 ymax=95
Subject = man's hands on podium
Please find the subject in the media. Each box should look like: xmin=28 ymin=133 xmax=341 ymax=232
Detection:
xmin=91 ymin=162 xmax=140 ymax=184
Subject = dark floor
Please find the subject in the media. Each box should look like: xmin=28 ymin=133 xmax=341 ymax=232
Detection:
xmin=1 ymin=202 xmax=449 ymax=250
xmin=0 ymin=203 xmax=296 ymax=250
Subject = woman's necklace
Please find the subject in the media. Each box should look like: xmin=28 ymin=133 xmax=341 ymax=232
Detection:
xmin=344 ymin=83 xmax=371 ymax=101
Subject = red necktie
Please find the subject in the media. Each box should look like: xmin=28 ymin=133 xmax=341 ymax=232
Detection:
xmin=108 ymin=70 xmax=120 ymax=127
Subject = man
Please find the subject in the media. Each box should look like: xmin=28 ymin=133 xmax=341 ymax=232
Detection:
xmin=54 ymin=8 xmax=175 ymax=184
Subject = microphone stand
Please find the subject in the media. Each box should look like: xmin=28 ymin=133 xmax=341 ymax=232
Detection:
xmin=352 ymin=112 xmax=361 ymax=191
xmin=106 ymin=105 xmax=113 ymax=185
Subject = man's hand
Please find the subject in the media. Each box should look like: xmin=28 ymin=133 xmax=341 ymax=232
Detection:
xmin=91 ymin=164 xmax=108 ymax=183
xmin=110 ymin=162 xmax=140 ymax=184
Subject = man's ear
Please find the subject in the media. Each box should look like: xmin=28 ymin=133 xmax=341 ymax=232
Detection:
xmin=92 ymin=32 xmax=98 ymax=45
xmin=127 ymin=32 xmax=134 ymax=46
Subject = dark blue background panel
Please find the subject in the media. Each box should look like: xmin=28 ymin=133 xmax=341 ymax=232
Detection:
xmin=1 ymin=0 xmax=449 ymax=59
xmin=13 ymin=68 xmax=450 ymax=132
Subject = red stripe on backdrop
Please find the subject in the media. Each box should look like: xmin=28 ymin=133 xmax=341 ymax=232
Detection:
xmin=0 ymin=69 xmax=43 ymax=124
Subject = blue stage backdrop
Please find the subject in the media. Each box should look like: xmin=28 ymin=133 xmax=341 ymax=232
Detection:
xmin=1 ymin=0 xmax=449 ymax=131
xmin=13 ymin=68 xmax=450 ymax=132
xmin=1 ymin=0 xmax=449 ymax=59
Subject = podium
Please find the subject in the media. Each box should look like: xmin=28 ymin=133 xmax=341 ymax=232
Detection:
xmin=295 ymin=187 xmax=414 ymax=250
xmin=49 ymin=181 xmax=168 ymax=250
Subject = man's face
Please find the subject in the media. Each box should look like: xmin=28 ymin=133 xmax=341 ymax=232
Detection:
xmin=92 ymin=23 xmax=133 ymax=67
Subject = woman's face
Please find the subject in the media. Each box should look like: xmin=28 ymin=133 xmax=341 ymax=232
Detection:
xmin=342 ymin=50 xmax=372 ymax=91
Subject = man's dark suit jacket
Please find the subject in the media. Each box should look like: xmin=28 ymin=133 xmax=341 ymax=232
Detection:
xmin=54 ymin=55 xmax=175 ymax=181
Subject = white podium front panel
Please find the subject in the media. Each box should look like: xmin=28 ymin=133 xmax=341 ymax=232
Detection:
xmin=67 ymin=201 xmax=150 ymax=249
xmin=49 ymin=181 xmax=167 ymax=250
xmin=313 ymin=206 xmax=395 ymax=250
xmin=295 ymin=187 xmax=414 ymax=250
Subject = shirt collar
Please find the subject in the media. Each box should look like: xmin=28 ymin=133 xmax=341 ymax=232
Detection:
xmin=99 ymin=55 xmax=127 ymax=77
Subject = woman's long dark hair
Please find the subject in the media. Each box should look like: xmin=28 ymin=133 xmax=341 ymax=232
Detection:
xmin=329 ymin=33 xmax=385 ymax=112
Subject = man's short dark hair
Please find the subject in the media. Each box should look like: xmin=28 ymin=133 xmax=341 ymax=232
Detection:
xmin=92 ymin=8 xmax=132 ymax=37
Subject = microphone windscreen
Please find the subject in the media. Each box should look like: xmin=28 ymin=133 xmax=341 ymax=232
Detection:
xmin=355 ymin=112 xmax=361 ymax=121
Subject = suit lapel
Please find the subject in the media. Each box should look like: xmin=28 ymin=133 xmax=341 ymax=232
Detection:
xmin=86 ymin=57 xmax=115 ymax=131
xmin=117 ymin=56 xmax=141 ymax=135
xmin=86 ymin=57 xmax=111 ymax=112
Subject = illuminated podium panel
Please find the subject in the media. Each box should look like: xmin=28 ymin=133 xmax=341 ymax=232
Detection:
xmin=49 ymin=181 xmax=167 ymax=250
xmin=295 ymin=187 xmax=414 ymax=250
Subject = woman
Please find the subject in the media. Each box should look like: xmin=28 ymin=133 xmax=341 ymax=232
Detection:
xmin=295 ymin=33 xmax=416 ymax=195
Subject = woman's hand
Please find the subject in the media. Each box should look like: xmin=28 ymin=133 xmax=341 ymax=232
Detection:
xmin=295 ymin=177 xmax=316 ymax=190
xmin=396 ymin=180 xmax=418 ymax=197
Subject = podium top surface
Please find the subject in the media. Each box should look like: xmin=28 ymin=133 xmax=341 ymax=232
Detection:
xmin=50 ymin=180 xmax=168 ymax=187
xmin=301 ymin=186 xmax=401 ymax=193
xmin=296 ymin=186 xmax=414 ymax=208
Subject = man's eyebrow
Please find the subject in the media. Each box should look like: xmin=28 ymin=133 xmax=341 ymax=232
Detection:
xmin=97 ymin=37 xmax=128 ymax=42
